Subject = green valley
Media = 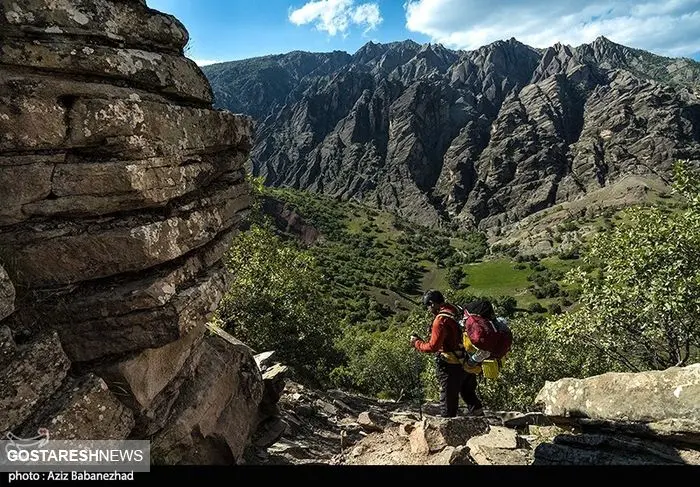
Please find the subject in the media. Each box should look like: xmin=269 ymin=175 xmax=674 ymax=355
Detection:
xmin=265 ymin=186 xmax=582 ymax=322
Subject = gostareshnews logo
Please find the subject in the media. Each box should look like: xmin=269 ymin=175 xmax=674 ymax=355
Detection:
xmin=0 ymin=428 xmax=150 ymax=477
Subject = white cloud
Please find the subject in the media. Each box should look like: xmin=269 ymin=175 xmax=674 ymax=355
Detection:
xmin=404 ymin=0 xmax=700 ymax=58
xmin=289 ymin=0 xmax=383 ymax=36
xmin=352 ymin=3 xmax=383 ymax=33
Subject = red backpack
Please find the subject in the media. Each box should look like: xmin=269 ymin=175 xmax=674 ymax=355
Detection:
xmin=461 ymin=304 xmax=512 ymax=359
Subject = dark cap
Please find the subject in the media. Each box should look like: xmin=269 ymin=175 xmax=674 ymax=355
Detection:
xmin=422 ymin=289 xmax=444 ymax=307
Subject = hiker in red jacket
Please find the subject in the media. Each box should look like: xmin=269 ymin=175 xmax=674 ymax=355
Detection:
xmin=410 ymin=289 xmax=484 ymax=418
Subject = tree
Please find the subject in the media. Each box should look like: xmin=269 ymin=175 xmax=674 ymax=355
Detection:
xmin=493 ymin=296 xmax=518 ymax=317
xmin=331 ymin=312 xmax=430 ymax=400
xmin=480 ymin=315 xmax=615 ymax=411
xmin=215 ymin=225 xmax=341 ymax=381
xmin=447 ymin=267 xmax=465 ymax=290
xmin=550 ymin=161 xmax=700 ymax=371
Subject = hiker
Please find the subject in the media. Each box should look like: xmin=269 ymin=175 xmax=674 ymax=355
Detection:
xmin=410 ymin=289 xmax=484 ymax=418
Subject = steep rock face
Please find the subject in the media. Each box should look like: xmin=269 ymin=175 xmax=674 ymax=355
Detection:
xmin=204 ymin=37 xmax=700 ymax=231
xmin=205 ymin=50 xmax=353 ymax=120
xmin=0 ymin=0 xmax=262 ymax=463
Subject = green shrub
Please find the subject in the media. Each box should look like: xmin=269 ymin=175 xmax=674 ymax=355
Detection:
xmin=550 ymin=161 xmax=700 ymax=371
xmin=215 ymin=225 xmax=341 ymax=382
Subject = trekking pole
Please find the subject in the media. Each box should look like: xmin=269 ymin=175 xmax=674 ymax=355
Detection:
xmin=413 ymin=353 xmax=424 ymax=420
xmin=410 ymin=333 xmax=424 ymax=420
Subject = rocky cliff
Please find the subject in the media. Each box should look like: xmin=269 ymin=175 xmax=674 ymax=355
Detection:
xmin=203 ymin=37 xmax=700 ymax=233
xmin=0 ymin=0 xmax=262 ymax=463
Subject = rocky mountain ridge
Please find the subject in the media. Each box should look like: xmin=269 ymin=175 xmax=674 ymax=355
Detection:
xmin=203 ymin=37 xmax=700 ymax=234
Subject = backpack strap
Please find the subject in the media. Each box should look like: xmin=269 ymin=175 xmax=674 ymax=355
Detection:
xmin=436 ymin=312 xmax=457 ymax=321
xmin=436 ymin=312 xmax=463 ymax=356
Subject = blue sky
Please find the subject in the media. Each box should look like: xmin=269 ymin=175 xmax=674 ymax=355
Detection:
xmin=147 ymin=0 xmax=428 ymax=64
xmin=147 ymin=0 xmax=700 ymax=65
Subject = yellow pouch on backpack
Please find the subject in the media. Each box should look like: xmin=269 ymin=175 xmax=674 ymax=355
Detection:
xmin=481 ymin=359 xmax=499 ymax=379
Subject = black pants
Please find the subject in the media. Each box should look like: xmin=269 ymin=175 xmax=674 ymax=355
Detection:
xmin=435 ymin=357 xmax=483 ymax=418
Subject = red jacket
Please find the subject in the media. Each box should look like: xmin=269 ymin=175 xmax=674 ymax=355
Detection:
xmin=414 ymin=303 xmax=461 ymax=353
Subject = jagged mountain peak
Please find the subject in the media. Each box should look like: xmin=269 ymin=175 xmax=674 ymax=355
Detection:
xmin=469 ymin=37 xmax=536 ymax=54
xmin=204 ymin=37 xmax=700 ymax=233
xmin=461 ymin=37 xmax=543 ymax=80
xmin=352 ymin=41 xmax=389 ymax=63
xmin=414 ymin=42 xmax=458 ymax=65
xmin=548 ymin=42 xmax=575 ymax=56
xmin=354 ymin=39 xmax=421 ymax=55
xmin=353 ymin=39 xmax=423 ymax=67
xmin=572 ymin=36 xmax=700 ymax=88
xmin=418 ymin=41 xmax=448 ymax=52
xmin=591 ymin=35 xmax=618 ymax=47
xmin=386 ymin=39 xmax=422 ymax=50
xmin=453 ymin=37 xmax=542 ymax=90
xmin=585 ymin=36 xmax=631 ymax=60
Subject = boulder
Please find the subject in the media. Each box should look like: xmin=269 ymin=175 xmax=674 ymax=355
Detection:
xmin=150 ymin=332 xmax=264 ymax=464
xmin=0 ymin=328 xmax=71 ymax=434
xmin=534 ymin=363 xmax=700 ymax=422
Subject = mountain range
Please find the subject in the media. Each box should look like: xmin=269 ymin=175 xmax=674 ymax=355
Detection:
xmin=202 ymin=37 xmax=700 ymax=232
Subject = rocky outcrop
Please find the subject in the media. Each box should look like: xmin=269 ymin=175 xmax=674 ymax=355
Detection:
xmin=0 ymin=0 xmax=261 ymax=463
xmin=241 ymin=362 xmax=700 ymax=465
xmin=261 ymin=196 xmax=321 ymax=245
xmin=204 ymin=36 xmax=700 ymax=233
xmin=528 ymin=363 xmax=700 ymax=465
xmin=533 ymin=364 xmax=700 ymax=422
xmin=149 ymin=330 xmax=263 ymax=464
xmin=0 ymin=327 xmax=70 ymax=434
xmin=242 ymin=352 xmax=290 ymax=463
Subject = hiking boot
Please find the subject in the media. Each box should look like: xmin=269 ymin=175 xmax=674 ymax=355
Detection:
xmin=466 ymin=407 xmax=484 ymax=417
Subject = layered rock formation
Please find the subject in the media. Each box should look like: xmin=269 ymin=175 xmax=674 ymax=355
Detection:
xmin=204 ymin=37 xmax=700 ymax=232
xmin=0 ymin=0 xmax=261 ymax=463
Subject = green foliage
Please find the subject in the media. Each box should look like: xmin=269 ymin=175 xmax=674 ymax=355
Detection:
xmin=266 ymin=187 xmax=487 ymax=321
xmin=217 ymin=165 xmax=699 ymax=407
xmin=527 ymin=268 xmax=564 ymax=299
xmin=447 ymin=267 xmax=466 ymax=290
xmin=496 ymin=296 xmax=518 ymax=317
xmin=215 ymin=224 xmax=341 ymax=381
xmin=558 ymin=246 xmax=581 ymax=260
xmin=242 ymin=173 xmax=268 ymax=226
xmin=549 ymin=161 xmax=700 ymax=371
xmin=246 ymin=173 xmax=266 ymax=195
xmin=331 ymin=311 xmax=431 ymax=400
xmin=479 ymin=315 xmax=616 ymax=411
